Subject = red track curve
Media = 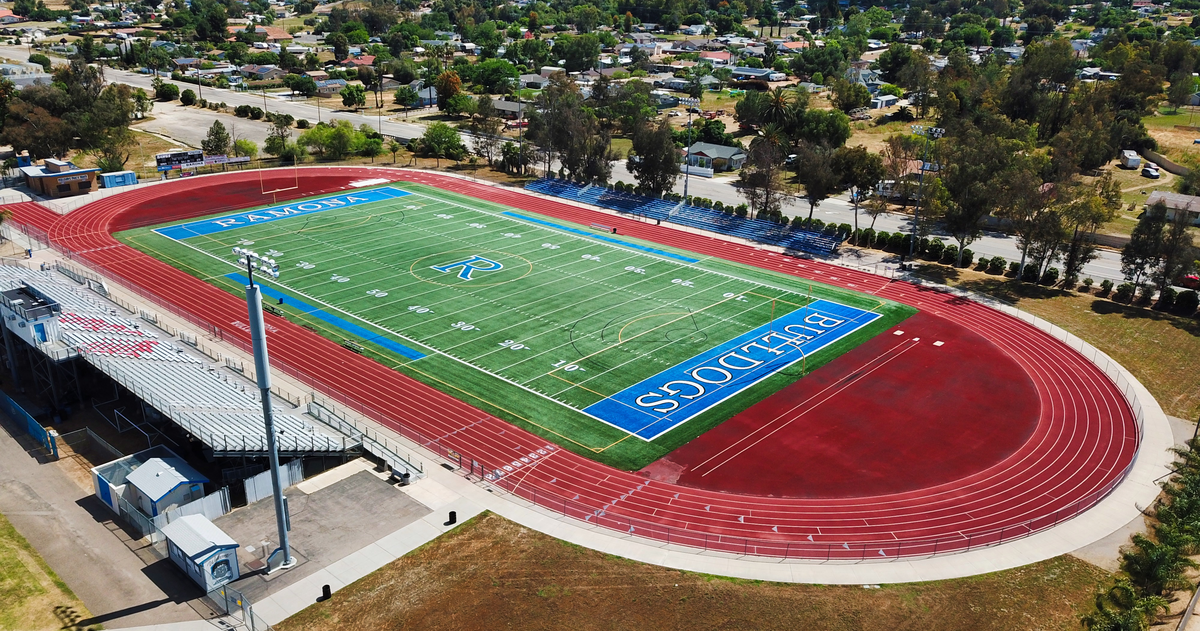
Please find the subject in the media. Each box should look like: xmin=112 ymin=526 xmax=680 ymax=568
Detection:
xmin=4 ymin=168 xmax=1140 ymax=560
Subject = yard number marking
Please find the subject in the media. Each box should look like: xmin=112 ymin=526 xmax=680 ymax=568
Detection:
xmin=581 ymin=254 xmax=601 ymax=262
xmin=367 ymin=289 xmax=389 ymax=297
xmin=407 ymin=305 xmax=433 ymax=314
xmin=541 ymin=243 xmax=560 ymax=250
xmin=467 ymin=222 xmax=487 ymax=229
xmin=330 ymin=274 xmax=350 ymax=283
xmin=672 ymin=279 xmax=695 ymax=288
xmin=435 ymin=213 xmax=454 ymax=219
xmin=295 ymin=261 xmax=316 ymax=269
xmin=723 ymin=293 xmax=749 ymax=302
xmin=451 ymin=321 xmax=479 ymax=332
xmin=624 ymin=266 xmax=646 ymax=274
xmin=499 ymin=339 xmax=530 ymax=351
xmin=501 ymin=232 xmax=521 ymax=239
xmin=553 ymin=360 xmax=585 ymax=372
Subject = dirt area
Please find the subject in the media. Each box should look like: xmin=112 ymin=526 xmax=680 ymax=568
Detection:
xmin=1144 ymin=108 xmax=1200 ymax=165
xmin=910 ymin=262 xmax=1200 ymax=420
xmin=277 ymin=512 xmax=1110 ymax=631
xmin=0 ymin=513 xmax=95 ymax=631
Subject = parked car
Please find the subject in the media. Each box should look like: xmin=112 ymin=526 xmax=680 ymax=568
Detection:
xmin=667 ymin=110 xmax=682 ymax=117
xmin=1142 ymin=165 xmax=1160 ymax=179
xmin=687 ymin=106 xmax=702 ymax=113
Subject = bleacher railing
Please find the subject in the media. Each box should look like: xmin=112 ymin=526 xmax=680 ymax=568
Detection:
xmin=525 ymin=178 xmax=842 ymax=255
xmin=20 ymin=200 xmax=1148 ymax=562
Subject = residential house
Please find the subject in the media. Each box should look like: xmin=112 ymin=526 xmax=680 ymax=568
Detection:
xmin=1146 ymin=190 xmax=1200 ymax=226
xmin=681 ymin=24 xmax=705 ymax=36
xmin=0 ymin=8 xmax=24 ymax=23
xmin=315 ymin=78 xmax=347 ymax=96
xmin=780 ymin=40 xmax=811 ymax=52
xmin=305 ymin=70 xmax=329 ymax=82
xmin=1079 ymin=67 xmax=1120 ymax=81
xmin=149 ymin=40 xmax=177 ymax=53
xmin=227 ymin=25 xmax=293 ymax=43
xmin=730 ymin=66 xmax=787 ymax=81
xmin=684 ymin=142 xmax=746 ymax=171
xmin=519 ymin=73 xmax=547 ymax=89
xmin=172 ymin=57 xmax=201 ymax=70
xmin=239 ymin=63 xmax=286 ymax=81
xmin=340 ymin=55 xmax=375 ymax=68
xmin=845 ymin=65 xmax=884 ymax=93
xmin=870 ymin=94 xmax=899 ymax=109
xmin=699 ymin=50 xmax=732 ymax=65
xmin=490 ymin=98 xmax=525 ymax=119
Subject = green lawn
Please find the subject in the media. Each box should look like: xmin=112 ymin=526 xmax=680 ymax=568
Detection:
xmin=117 ymin=183 xmax=912 ymax=469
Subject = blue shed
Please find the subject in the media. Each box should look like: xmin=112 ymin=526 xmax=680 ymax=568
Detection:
xmin=100 ymin=171 xmax=138 ymax=188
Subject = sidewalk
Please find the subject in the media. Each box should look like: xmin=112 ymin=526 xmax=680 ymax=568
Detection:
xmin=0 ymin=410 xmax=201 ymax=628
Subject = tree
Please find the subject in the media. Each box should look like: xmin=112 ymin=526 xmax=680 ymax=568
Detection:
xmin=794 ymin=142 xmax=839 ymax=225
xmin=627 ymin=119 xmax=679 ymax=197
xmin=180 ymin=88 xmax=197 ymax=106
xmin=92 ymin=130 xmax=134 ymax=173
xmin=1080 ymin=579 xmax=1169 ymax=631
xmin=796 ymin=109 xmax=852 ymax=148
xmin=233 ymin=138 xmax=258 ymax=159
xmin=740 ymin=124 xmax=792 ymax=220
xmin=831 ymin=78 xmax=870 ymax=112
xmin=554 ymin=34 xmax=601 ymax=73
xmin=202 ymin=120 xmax=231 ymax=156
xmin=359 ymin=137 xmax=384 ymax=161
xmin=1122 ymin=210 xmax=1167 ymax=288
xmin=1159 ymin=208 xmax=1198 ymax=291
xmin=394 ymin=85 xmax=419 ymax=115
xmin=154 ymin=80 xmax=179 ymax=101
xmin=832 ymin=145 xmax=885 ymax=244
xmin=939 ymin=126 xmax=1025 ymax=266
xmin=327 ymin=32 xmax=349 ymax=62
xmin=434 ymin=70 xmax=461 ymax=110
xmin=472 ymin=58 xmax=518 ymax=94
xmin=264 ymin=117 xmax=293 ymax=157
xmin=340 ymin=84 xmax=366 ymax=111
xmin=416 ymin=121 xmax=466 ymax=166
xmin=133 ymin=88 xmax=153 ymax=119
xmin=27 ymin=53 xmax=51 ymax=72
xmin=444 ymin=93 xmax=474 ymax=117
xmin=388 ymin=139 xmax=403 ymax=163
xmin=1168 ymin=69 xmax=1196 ymax=114
xmin=284 ymin=74 xmax=317 ymax=97
xmin=1121 ymin=533 xmax=1197 ymax=596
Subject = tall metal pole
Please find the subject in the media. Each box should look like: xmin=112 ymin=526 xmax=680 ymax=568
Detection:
xmin=681 ymin=97 xmax=699 ymax=202
xmin=235 ymin=249 xmax=293 ymax=573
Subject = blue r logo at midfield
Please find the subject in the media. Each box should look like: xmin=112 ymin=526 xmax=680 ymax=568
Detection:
xmin=431 ymin=255 xmax=504 ymax=280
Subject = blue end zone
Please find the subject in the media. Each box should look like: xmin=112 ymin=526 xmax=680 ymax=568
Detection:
xmin=154 ymin=187 xmax=411 ymax=240
xmin=500 ymin=212 xmax=699 ymax=263
xmin=583 ymin=300 xmax=879 ymax=440
xmin=225 ymin=274 xmax=426 ymax=360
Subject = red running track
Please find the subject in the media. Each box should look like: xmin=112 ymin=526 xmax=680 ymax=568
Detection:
xmin=5 ymin=168 xmax=1140 ymax=560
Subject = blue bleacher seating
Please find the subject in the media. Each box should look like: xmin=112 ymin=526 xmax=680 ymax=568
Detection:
xmin=526 ymin=179 xmax=840 ymax=256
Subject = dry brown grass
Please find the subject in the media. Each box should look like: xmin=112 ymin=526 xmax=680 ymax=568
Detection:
xmin=277 ymin=512 xmax=1110 ymax=631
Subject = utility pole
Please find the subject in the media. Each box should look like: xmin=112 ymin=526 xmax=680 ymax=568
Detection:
xmin=680 ymin=97 xmax=700 ymax=202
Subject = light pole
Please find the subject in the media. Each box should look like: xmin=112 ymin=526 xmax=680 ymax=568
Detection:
xmin=908 ymin=125 xmax=944 ymax=259
xmin=231 ymin=247 xmax=295 ymax=573
xmin=680 ymin=97 xmax=700 ymax=202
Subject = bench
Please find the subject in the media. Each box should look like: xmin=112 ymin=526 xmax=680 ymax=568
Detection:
xmin=590 ymin=223 xmax=617 ymax=234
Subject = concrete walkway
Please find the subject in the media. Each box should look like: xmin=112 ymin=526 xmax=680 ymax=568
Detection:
xmin=0 ymin=408 xmax=201 ymax=628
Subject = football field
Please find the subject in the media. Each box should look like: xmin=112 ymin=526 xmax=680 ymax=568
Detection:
xmin=117 ymin=183 xmax=915 ymax=469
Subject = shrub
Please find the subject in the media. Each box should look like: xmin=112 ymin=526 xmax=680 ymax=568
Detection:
xmin=942 ymin=244 xmax=959 ymax=264
xmin=1113 ymin=282 xmax=1136 ymax=302
xmin=792 ymin=215 xmax=806 ymax=228
xmin=235 ymin=104 xmax=251 ymax=117
xmin=926 ymin=239 xmax=945 ymax=261
xmin=918 ymin=237 xmax=930 ymax=255
xmin=960 ymin=248 xmax=974 ymax=268
xmin=1136 ymin=284 xmax=1156 ymax=306
xmin=987 ymin=257 xmax=1006 ymax=275
xmin=1021 ymin=264 xmax=1040 ymax=283
xmin=198 ymin=98 xmax=207 ymax=108
xmin=810 ymin=218 xmax=825 ymax=231
xmin=975 ymin=256 xmax=991 ymax=272
xmin=250 ymin=107 xmax=264 ymax=119
xmin=1008 ymin=261 xmax=1021 ymax=276
xmin=734 ymin=205 xmax=748 ymax=217
xmin=888 ymin=232 xmax=905 ymax=252
xmin=713 ymin=200 xmax=725 ymax=212
xmin=1155 ymin=286 xmax=1178 ymax=311
xmin=875 ymin=231 xmax=891 ymax=249
xmin=822 ymin=223 xmax=838 ymax=236
xmin=1099 ymin=279 xmax=1114 ymax=296
xmin=861 ymin=228 xmax=876 ymax=247
xmin=1039 ymin=266 xmax=1059 ymax=286
xmin=838 ymin=223 xmax=852 ymax=238
xmin=1174 ymin=290 xmax=1199 ymax=316
xmin=1082 ymin=278 xmax=1094 ymax=292
xmin=180 ymin=89 xmax=196 ymax=106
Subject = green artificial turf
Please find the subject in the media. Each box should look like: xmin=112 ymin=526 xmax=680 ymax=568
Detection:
xmin=116 ymin=183 xmax=914 ymax=470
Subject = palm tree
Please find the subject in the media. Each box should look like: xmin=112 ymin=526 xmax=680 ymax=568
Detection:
xmin=1081 ymin=579 xmax=1169 ymax=631
xmin=763 ymin=86 xmax=793 ymax=127
xmin=1120 ymin=533 xmax=1197 ymax=596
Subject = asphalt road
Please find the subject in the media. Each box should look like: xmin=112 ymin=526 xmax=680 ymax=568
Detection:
xmin=3 ymin=46 xmax=1125 ymax=283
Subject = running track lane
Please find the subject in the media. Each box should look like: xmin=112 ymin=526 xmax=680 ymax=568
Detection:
xmin=2 ymin=168 xmax=1139 ymax=559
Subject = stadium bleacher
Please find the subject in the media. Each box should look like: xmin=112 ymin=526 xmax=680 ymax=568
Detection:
xmin=0 ymin=264 xmax=345 ymax=454
xmin=525 ymin=178 xmax=842 ymax=255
